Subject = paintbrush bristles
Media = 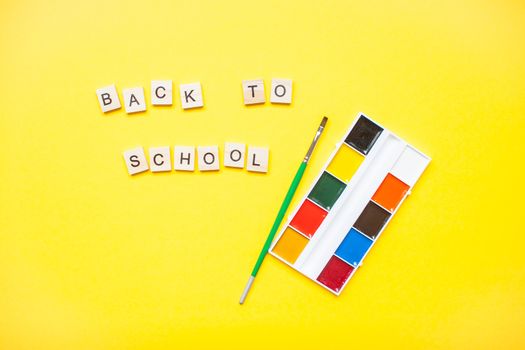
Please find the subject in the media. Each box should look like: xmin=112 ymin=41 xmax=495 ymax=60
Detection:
xmin=304 ymin=117 xmax=329 ymax=162
xmin=320 ymin=116 xmax=328 ymax=128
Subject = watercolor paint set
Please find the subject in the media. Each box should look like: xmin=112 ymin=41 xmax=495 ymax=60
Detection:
xmin=269 ymin=113 xmax=430 ymax=295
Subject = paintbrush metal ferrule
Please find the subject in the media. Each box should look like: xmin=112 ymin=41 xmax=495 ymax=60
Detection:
xmin=304 ymin=116 xmax=328 ymax=162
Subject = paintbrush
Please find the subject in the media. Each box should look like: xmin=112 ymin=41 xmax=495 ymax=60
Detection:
xmin=239 ymin=116 xmax=328 ymax=304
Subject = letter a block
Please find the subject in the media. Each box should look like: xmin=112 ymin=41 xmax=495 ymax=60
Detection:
xmin=123 ymin=87 xmax=146 ymax=114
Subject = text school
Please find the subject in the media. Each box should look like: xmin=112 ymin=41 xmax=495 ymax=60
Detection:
xmin=124 ymin=143 xmax=269 ymax=175
xmin=97 ymin=79 xmax=292 ymax=113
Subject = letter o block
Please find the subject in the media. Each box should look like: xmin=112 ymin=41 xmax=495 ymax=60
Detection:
xmin=270 ymin=79 xmax=292 ymax=104
xmin=224 ymin=143 xmax=245 ymax=168
xmin=198 ymin=146 xmax=219 ymax=171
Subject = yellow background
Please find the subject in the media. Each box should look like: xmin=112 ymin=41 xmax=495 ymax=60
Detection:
xmin=1 ymin=0 xmax=524 ymax=349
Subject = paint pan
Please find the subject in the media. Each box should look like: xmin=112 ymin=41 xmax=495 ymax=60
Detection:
xmin=307 ymin=172 xmax=346 ymax=211
xmin=326 ymin=144 xmax=363 ymax=183
xmin=316 ymin=256 xmax=354 ymax=293
xmin=290 ymin=199 xmax=328 ymax=238
xmin=270 ymin=113 xmax=430 ymax=295
xmin=272 ymin=227 xmax=309 ymax=265
xmin=372 ymin=173 xmax=409 ymax=212
xmin=335 ymin=228 xmax=373 ymax=266
xmin=353 ymin=201 xmax=391 ymax=240
xmin=344 ymin=115 xmax=383 ymax=155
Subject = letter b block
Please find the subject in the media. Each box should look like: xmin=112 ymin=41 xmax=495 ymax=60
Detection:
xmin=123 ymin=87 xmax=146 ymax=114
xmin=96 ymin=84 xmax=121 ymax=112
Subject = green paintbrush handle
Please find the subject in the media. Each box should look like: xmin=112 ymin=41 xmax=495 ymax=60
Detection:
xmin=239 ymin=116 xmax=327 ymax=304
xmin=250 ymin=161 xmax=307 ymax=277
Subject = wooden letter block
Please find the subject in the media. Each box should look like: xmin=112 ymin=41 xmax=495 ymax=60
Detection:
xmin=149 ymin=146 xmax=172 ymax=172
xmin=242 ymin=79 xmax=265 ymax=105
xmin=123 ymin=147 xmax=149 ymax=175
xmin=96 ymin=84 xmax=121 ymax=112
xmin=123 ymin=87 xmax=146 ymax=114
xmin=198 ymin=146 xmax=219 ymax=171
xmin=151 ymin=80 xmax=173 ymax=106
xmin=224 ymin=143 xmax=245 ymax=168
xmin=173 ymin=146 xmax=195 ymax=171
xmin=247 ymin=146 xmax=269 ymax=173
xmin=270 ymin=79 xmax=292 ymax=104
xmin=179 ymin=82 xmax=203 ymax=109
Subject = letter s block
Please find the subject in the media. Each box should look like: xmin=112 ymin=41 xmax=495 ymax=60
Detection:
xmin=123 ymin=147 xmax=149 ymax=175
